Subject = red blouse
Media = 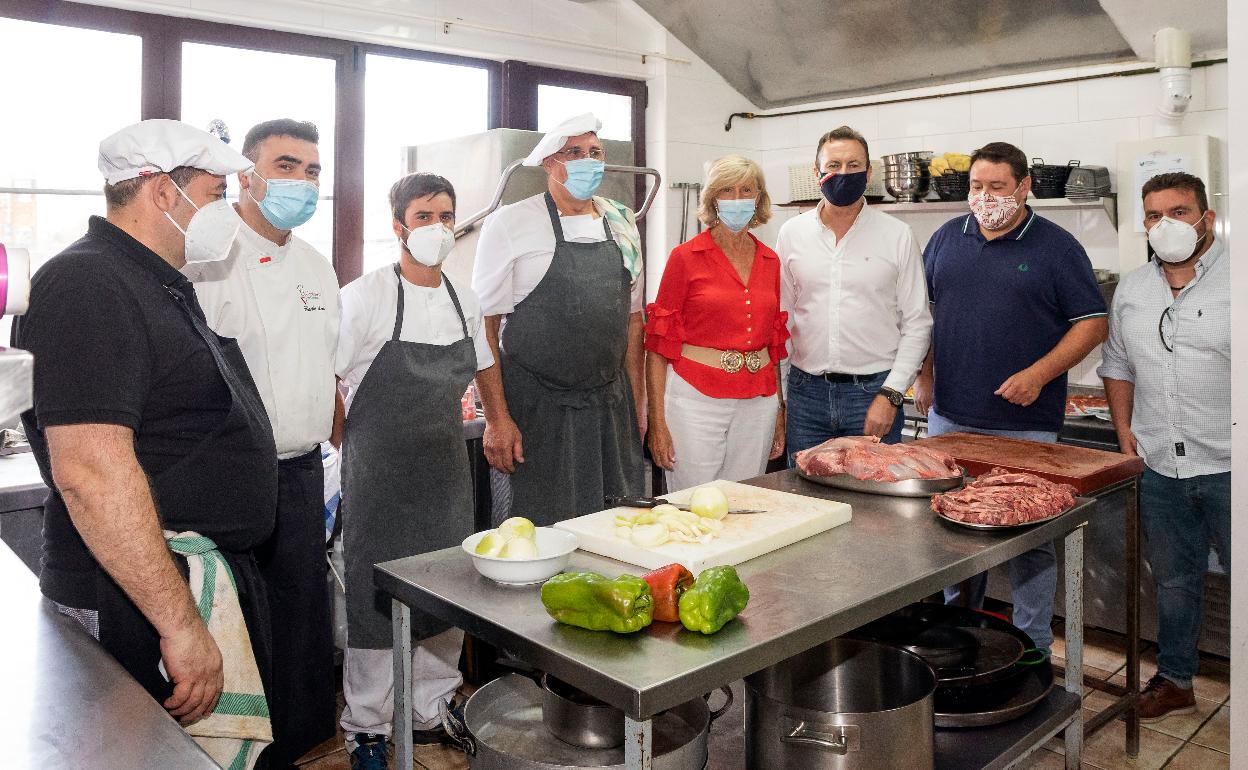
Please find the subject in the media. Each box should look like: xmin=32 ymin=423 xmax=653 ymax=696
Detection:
xmin=645 ymin=229 xmax=790 ymax=399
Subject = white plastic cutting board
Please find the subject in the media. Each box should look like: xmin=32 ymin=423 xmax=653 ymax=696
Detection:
xmin=554 ymin=479 xmax=852 ymax=573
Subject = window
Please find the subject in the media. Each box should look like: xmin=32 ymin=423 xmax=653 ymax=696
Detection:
xmin=0 ymin=17 xmax=141 ymax=274
xmin=0 ymin=17 xmax=141 ymax=345
xmin=361 ymin=54 xmax=491 ymax=276
xmin=181 ymin=42 xmax=338 ymax=260
xmin=538 ymin=85 xmax=633 ymax=142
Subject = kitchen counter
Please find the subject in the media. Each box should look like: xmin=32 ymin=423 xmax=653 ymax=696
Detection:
xmin=378 ymin=469 xmax=1095 ymax=769
xmin=0 ymin=541 xmax=218 ymax=769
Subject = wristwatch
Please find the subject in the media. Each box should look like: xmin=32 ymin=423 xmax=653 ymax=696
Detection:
xmin=879 ymin=386 xmax=905 ymax=408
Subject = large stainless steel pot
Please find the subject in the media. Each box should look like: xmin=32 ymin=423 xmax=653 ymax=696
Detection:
xmin=744 ymin=638 xmax=935 ymax=770
xmin=542 ymin=673 xmax=626 ymax=749
xmin=497 ymin=659 xmax=626 ymax=749
xmin=443 ymin=674 xmax=733 ymax=770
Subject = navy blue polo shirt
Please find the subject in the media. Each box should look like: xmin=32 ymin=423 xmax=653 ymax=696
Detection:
xmin=923 ymin=207 xmax=1106 ymax=433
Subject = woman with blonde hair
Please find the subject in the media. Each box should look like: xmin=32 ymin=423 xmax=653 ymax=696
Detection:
xmin=644 ymin=154 xmax=789 ymax=490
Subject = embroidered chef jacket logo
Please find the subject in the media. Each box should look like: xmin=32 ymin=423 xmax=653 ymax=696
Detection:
xmin=298 ymin=284 xmax=326 ymax=311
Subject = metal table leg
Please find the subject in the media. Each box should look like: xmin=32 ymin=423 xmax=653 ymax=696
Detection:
xmin=1125 ymin=477 xmax=1141 ymax=757
xmin=393 ymin=599 xmax=413 ymax=770
xmin=1064 ymin=524 xmax=1085 ymax=770
xmin=624 ymin=715 xmax=654 ymax=770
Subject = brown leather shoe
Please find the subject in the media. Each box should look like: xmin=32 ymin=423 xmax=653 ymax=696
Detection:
xmin=1138 ymin=674 xmax=1196 ymax=723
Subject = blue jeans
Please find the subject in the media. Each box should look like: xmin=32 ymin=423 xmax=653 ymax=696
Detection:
xmin=928 ymin=410 xmax=1059 ymax=650
xmin=785 ymin=368 xmax=903 ymax=466
xmin=1140 ymin=468 xmax=1231 ymax=687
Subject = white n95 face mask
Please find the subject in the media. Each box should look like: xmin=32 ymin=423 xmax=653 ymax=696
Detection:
xmin=1148 ymin=216 xmax=1207 ymax=264
xmin=182 ymin=199 xmax=242 ymax=278
xmin=402 ymin=223 xmax=455 ymax=267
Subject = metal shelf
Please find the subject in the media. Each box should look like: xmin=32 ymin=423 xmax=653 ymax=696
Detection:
xmin=934 ymin=690 xmax=1082 ymax=770
xmin=779 ymin=196 xmax=1118 ymax=228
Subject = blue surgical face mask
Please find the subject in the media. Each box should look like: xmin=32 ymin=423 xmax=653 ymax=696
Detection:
xmin=557 ymin=158 xmax=605 ymax=200
xmin=820 ymin=170 xmax=868 ymax=207
xmin=716 ymin=198 xmax=756 ymax=232
xmin=249 ymin=171 xmax=319 ymax=230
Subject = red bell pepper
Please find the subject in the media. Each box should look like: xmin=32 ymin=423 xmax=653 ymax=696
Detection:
xmin=641 ymin=563 xmax=695 ymax=622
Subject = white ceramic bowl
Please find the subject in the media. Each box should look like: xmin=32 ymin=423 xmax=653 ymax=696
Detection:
xmin=462 ymin=527 xmax=579 ymax=586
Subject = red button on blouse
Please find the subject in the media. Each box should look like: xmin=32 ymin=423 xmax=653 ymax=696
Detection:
xmin=644 ymin=229 xmax=790 ymax=399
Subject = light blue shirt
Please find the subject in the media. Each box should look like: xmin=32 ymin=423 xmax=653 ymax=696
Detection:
xmin=1097 ymin=238 xmax=1230 ymax=478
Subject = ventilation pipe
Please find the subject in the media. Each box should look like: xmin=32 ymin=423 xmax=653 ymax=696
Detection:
xmin=1154 ymin=27 xmax=1193 ymax=137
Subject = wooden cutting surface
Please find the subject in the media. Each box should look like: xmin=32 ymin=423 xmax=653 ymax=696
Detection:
xmin=914 ymin=432 xmax=1144 ymax=494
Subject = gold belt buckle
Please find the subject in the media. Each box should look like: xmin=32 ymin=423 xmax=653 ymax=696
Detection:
xmin=744 ymin=350 xmax=764 ymax=373
xmin=719 ymin=349 xmax=745 ymax=374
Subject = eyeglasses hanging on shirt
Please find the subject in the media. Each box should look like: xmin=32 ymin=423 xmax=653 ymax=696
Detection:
xmin=1158 ymin=306 xmax=1175 ymax=353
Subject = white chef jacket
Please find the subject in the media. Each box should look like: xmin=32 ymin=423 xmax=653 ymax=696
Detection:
xmin=191 ymin=212 xmax=340 ymax=459
xmin=335 ymin=265 xmax=495 ymax=415
xmin=777 ymin=201 xmax=933 ymax=394
xmin=471 ymin=193 xmax=644 ymax=316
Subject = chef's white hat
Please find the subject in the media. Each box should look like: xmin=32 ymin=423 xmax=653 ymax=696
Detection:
xmin=522 ymin=113 xmax=603 ymax=167
xmin=98 ymin=119 xmax=253 ymax=186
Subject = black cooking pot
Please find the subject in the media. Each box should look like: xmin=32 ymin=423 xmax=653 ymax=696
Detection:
xmin=848 ymin=603 xmax=1049 ymax=713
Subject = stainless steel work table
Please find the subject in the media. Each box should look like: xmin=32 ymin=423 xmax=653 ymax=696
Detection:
xmin=0 ymin=542 xmax=219 ymax=768
xmin=377 ymin=469 xmax=1096 ymax=770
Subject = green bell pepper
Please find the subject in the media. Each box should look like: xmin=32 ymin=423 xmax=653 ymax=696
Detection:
xmin=677 ymin=566 xmax=749 ymax=634
xmin=540 ymin=571 xmax=654 ymax=633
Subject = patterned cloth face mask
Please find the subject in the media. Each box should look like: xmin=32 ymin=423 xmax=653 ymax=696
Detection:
xmin=968 ymin=183 xmax=1022 ymax=231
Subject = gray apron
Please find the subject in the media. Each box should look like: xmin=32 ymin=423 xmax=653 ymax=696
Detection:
xmin=342 ymin=266 xmax=476 ymax=646
xmin=499 ymin=193 xmax=645 ymax=526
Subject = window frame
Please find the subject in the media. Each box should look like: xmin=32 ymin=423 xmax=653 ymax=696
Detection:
xmin=1 ymin=0 xmax=503 ymax=285
xmin=3 ymin=2 xmax=650 ymax=283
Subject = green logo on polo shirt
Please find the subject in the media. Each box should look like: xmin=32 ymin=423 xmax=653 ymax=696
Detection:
xmin=1018 ymin=263 xmax=1029 ymax=272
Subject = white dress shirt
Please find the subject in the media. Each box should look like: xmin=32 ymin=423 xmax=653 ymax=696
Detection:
xmin=471 ymin=193 xmax=644 ymax=316
xmin=192 ymin=215 xmax=340 ymax=459
xmin=335 ymin=266 xmax=495 ymax=415
xmin=777 ymin=201 xmax=933 ymax=394
xmin=1097 ymin=238 xmax=1230 ymax=478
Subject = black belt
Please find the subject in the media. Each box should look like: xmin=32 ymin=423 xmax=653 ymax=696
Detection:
xmin=278 ymin=445 xmax=323 ymax=465
xmin=818 ymin=370 xmax=888 ymax=384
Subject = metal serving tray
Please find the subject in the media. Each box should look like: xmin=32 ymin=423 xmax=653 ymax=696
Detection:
xmin=796 ymin=466 xmax=966 ymax=498
xmin=934 ymin=503 xmax=1077 ymax=531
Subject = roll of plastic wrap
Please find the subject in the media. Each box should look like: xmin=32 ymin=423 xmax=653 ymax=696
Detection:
xmin=0 ymin=244 xmax=31 ymax=316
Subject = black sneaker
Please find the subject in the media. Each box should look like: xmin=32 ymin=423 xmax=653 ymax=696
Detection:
xmin=349 ymin=733 xmax=389 ymax=770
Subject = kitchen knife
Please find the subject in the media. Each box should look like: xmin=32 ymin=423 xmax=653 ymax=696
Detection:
xmin=605 ymin=495 xmax=767 ymax=515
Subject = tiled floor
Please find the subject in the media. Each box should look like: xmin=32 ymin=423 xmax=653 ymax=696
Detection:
xmin=1024 ymin=622 xmax=1231 ymax=770
xmin=298 ymin=626 xmax=1232 ymax=769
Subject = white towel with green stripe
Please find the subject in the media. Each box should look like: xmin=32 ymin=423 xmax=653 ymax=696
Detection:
xmin=165 ymin=531 xmax=272 ymax=770
xmin=593 ymin=196 xmax=642 ymax=283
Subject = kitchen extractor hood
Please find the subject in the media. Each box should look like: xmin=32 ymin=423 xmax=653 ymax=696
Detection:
xmin=636 ymin=0 xmax=1137 ymax=108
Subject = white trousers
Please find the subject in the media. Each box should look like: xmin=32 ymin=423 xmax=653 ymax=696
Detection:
xmin=340 ymin=627 xmax=464 ymax=741
xmin=663 ymin=368 xmax=779 ymax=491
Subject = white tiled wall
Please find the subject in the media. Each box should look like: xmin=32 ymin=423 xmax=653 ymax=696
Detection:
xmin=739 ymin=64 xmax=1228 ymax=246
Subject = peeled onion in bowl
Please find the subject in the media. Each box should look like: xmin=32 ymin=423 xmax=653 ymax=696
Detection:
xmin=500 ymin=537 xmax=539 ymax=559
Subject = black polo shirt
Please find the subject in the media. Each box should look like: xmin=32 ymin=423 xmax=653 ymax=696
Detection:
xmin=13 ymin=216 xmax=273 ymax=608
xmin=923 ymin=208 xmax=1107 ymax=433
